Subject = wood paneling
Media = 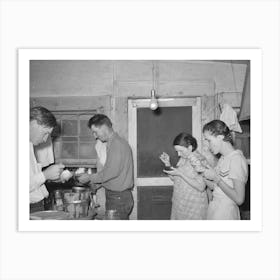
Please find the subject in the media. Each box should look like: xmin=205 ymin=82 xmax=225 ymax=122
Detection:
xmin=30 ymin=96 xmax=111 ymax=115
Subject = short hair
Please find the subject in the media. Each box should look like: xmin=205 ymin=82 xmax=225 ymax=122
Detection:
xmin=30 ymin=106 xmax=57 ymax=128
xmin=88 ymin=114 xmax=112 ymax=129
xmin=173 ymin=132 xmax=198 ymax=152
xmin=203 ymin=120 xmax=233 ymax=145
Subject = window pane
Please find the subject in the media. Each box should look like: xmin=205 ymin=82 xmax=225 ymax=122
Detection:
xmin=61 ymin=142 xmax=78 ymax=158
xmin=52 ymin=119 xmax=61 ymax=138
xmin=79 ymin=142 xmax=97 ymax=159
xmin=51 ymin=112 xmax=98 ymax=162
xmin=61 ymin=120 xmax=78 ymax=136
xmin=79 ymin=136 xmax=93 ymax=142
xmin=80 ymin=119 xmax=92 ymax=136
xmin=52 ymin=141 xmax=61 ymax=159
xmin=61 ymin=136 xmax=78 ymax=141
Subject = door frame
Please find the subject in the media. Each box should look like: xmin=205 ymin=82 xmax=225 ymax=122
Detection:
xmin=128 ymin=97 xmax=202 ymax=219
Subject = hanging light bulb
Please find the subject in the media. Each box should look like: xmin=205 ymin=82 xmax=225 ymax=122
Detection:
xmin=150 ymin=89 xmax=158 ymax=110
xmin=150 ymin=62 xmax=159 ymax=110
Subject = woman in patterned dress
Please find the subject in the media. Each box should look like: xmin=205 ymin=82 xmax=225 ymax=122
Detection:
xmin=202 ymin=120 xmax=248 ymax=220
xmin=160 ymin=133 xmax=208 ymax=220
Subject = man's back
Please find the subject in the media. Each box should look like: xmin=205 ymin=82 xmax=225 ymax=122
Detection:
xmin=104 ymin=132 xmax=134 ymax=191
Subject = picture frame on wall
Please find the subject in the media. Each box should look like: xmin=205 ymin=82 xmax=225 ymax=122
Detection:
xmin=18 ymin=48 xmax=262 ymax=232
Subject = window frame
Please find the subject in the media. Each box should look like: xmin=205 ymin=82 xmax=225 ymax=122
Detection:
xmin=51 ymin=110 xmax=97 ymax=167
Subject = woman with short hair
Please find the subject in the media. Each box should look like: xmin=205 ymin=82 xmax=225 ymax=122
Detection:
xmin=160 ymin=133 xmax=208 ymax=220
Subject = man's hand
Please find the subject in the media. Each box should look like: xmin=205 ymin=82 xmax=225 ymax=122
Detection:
xmin=76 ymin=173 xmax=91 ymax=184
xmin=43 ymin=163 xmax=65 ymax=181
xmin=90 ymin=183 xmax=101 ymax=192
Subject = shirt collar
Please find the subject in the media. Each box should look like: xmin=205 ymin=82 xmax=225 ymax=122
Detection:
xmin=107 ymin=132 xmax=117 ymax=147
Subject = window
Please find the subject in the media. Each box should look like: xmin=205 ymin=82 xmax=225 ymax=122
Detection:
xmin=52 ymin=111 xmax=97 ymax=167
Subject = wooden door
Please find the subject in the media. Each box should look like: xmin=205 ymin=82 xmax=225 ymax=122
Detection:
xmin=128 ymin=97 xmax=202 ymax=220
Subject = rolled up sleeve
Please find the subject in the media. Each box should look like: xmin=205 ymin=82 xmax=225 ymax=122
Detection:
xmin=30 ymin=171 xmax=46 ymax=193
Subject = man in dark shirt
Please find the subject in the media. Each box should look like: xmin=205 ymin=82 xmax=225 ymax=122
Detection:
xmin=77 ymin=114 xmax=134 ymax=219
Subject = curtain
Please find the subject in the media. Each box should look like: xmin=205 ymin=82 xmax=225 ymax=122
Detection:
xmin=239 ymin=62 xmax=250 ymax=121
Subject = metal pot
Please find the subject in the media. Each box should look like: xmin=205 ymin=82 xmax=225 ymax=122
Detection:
xmin=72 ymin=186 xmax=88 ymax=193
xmin=63 ymin=189 xmax=91 ymax=219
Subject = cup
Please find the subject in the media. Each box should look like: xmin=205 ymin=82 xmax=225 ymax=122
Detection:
xmin=60 ymin=169 xmax=73 ymax=182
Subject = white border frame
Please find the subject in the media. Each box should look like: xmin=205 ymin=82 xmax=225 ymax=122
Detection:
xmin=18 ymin=49 xmax=262 ymax=231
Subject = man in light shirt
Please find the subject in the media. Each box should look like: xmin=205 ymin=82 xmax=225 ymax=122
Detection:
xmin=30 ymin=107 xmax=64 ymax=213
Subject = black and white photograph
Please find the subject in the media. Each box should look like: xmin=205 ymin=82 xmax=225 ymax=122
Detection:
xmin=18 ymin=49 xmax=261 ymax=231
xmin=1 ymin=1 xmax=280 ymax=280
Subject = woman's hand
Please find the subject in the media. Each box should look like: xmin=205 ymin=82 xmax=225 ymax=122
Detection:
xmin=168 ymin=175 xmax=175 ymax=182
xmin=204 ymin=179 xmax=216 ymax=191
xmin=159 ymin=152 xmax=171 ymax=166
xmin=203 ymin=167 xmax=219 ymax=182
xmin=165 ymin=166 xmax=206 ymax=192
xmin=206 ymin=187 xmax=214 ymax=202
xmin=163 ymin=166 xmax=182 ymax=177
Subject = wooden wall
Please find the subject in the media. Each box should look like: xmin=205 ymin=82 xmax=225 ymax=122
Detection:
xmin=30 ymin=60 xmax=247 ymax=139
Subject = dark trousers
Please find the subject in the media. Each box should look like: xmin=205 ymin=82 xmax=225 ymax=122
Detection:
xmin=105 ymin=189 xmax=134 ymax=220
xmin=30 ymin=200 xmax=44 ymax=214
